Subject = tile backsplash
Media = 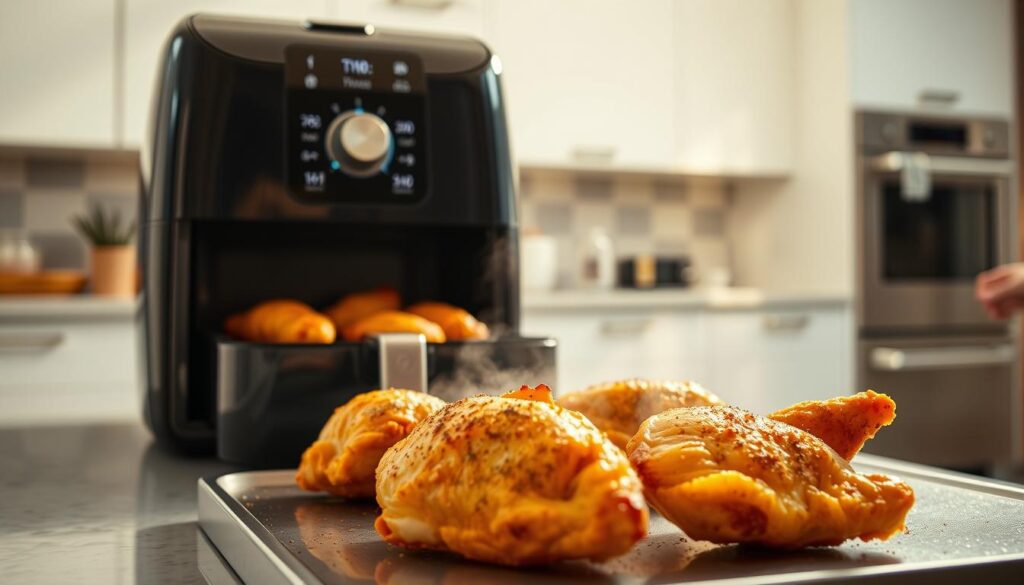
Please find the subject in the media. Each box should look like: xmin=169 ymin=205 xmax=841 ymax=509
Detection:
xmin=0 ymin=154 xmax=138 ymax=270
xmin=520 ymin=173 xmax=731 ymax=288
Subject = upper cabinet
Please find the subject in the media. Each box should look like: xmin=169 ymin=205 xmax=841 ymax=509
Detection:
xmin=328 ymin=0 xmax=485 ymax=38
xmin=121 ymin=0 xmax=328 ymax=148
xmin=0 ymin=0 xmax=117 ymax=148
xmin=488 ymin=0 xmax=677 ymax=169
xmin=851 ymin=0 xmax=1013 ymax=116
xmin=672 ymin=0 xmax=795 ymax=175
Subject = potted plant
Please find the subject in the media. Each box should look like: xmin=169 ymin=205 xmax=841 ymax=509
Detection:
xmin=74 ymin=205 xmax=136 ymax=298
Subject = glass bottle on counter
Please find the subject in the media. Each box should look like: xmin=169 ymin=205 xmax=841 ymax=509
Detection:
xmin=577 ymin=227 xmax=615 ymax=289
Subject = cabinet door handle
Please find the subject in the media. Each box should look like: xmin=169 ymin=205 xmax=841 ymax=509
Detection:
xmin=918 ymin=88 xmax=960 ymax=108
xmin=599 ymin=319 xmax=652 ymax=338
xmin=571 ymin=145 xmax=617 ymax=164
xmin=391 ymin=0 xmax=455 ymax=9
xmin=762 ymin=314 xmax=809 ymax=332
xmin=0 ymin=332 xmax=65 ymax=353
xmin=871 ymin=345 xmax=1015 ymax=371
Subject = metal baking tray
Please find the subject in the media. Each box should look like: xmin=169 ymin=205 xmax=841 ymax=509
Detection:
xmin=197 ymin=455 xmax=1024 ymax=584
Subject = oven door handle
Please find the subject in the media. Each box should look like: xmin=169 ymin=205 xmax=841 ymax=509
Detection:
xmin=870 ymin=344 xmax=1016 ymax=371
xmin=869 ymin=152 xmax=1013 ymax=177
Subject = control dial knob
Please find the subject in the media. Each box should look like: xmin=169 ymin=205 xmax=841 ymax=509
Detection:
xmin=325 ymin=111 xmax=392 ymax=178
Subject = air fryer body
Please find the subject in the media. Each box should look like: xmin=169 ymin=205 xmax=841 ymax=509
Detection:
xmin=139 ymin=15 xmax=523 ymax=455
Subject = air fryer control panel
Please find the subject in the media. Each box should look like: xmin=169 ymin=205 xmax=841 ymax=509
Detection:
xmin=285 ymin=45 xmax=428 ymax=203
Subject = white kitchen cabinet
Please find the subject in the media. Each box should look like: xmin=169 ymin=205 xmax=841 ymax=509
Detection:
xmin=488 ymin=0 xmax=676 ymax=168
xmin=705 ymin=307 xmax=852 ymax=414
xmin=521 ymin=309 xmax=708 ymax=394
xmin=851 ymin=0 xmax=1013 ymax=115
xmin=0 ymin=320 xmax=138 ymax=424
xmin=122 ymin=0 xmax=329 ymax=148
xmin=328 ymin=0 xmax=485 ymax=38
xmin=673 ymin=0 xmax=794 ymax=174
xmin=0 ymin=0 xmax=117 ymax=147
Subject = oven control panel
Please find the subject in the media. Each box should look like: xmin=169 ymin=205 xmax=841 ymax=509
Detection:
xmin=285 ymin=46 xmax=427 ymax=203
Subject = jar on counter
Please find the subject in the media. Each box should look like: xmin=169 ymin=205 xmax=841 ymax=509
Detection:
xmin=0 ymin=229 xmax=41 ymax=273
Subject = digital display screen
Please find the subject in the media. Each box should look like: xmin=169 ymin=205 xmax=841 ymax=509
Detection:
xmin=284 ymin=46 xmax=428 ymax=204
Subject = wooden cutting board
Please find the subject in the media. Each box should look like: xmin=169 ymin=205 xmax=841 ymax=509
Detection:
xmin=0 ymin=270 xmax=87 ymax=295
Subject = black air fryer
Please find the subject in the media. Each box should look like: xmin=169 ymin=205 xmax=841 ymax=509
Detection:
xmin=139 ymin=14 xmax=556 ymax=466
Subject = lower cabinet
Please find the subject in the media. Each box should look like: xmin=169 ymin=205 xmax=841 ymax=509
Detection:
xmin=522 ymin=303 xmax=852 ymax=411
xmin=705 ymin=307 xmax=852 ymax=414
xmin=521 ymin=310 xmax=708 ymax=394
xmin=0 ymin=319 xmax=138 ymax=424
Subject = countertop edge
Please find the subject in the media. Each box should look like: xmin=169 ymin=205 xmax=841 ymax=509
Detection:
xmin=521 ymin=289 xmax=852 ymax=311
xmin=0 ymin=296 xmax=139 ymax=321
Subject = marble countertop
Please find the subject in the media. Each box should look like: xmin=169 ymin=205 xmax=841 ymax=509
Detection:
xmin=522 ymin=287 xmax=851 ymax=311
xmin=0 ymin=423 xmax=236 ymax=583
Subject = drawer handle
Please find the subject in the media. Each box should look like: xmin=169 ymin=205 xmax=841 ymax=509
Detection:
xmin=600 ymin=319 xmax=652 ymax=338
xmin=0 ymin=332 xmax=65 ymax=353
xmin=871 ymin=345 xmax=1015 ymax=371
xmin=762 ymin=314 xmax=809 ymax=331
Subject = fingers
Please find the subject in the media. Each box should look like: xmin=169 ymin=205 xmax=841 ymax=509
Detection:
xmin=977 ymin=264 xmax=1024 ymax=303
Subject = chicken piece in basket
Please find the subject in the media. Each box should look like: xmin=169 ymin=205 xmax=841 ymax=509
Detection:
xmin=296 ymin=389 xmax=445 ymax=498
xmin=374 ymin=385 xmax=649 ymax=566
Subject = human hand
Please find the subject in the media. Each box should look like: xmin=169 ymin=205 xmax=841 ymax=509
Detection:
xmin=976 ymin=263 xmax=1024 ymax=320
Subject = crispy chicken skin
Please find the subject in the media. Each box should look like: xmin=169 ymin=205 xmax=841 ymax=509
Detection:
xmin=325 ymin=287 xmax=401 ymax=330
xmin=374 ymin=385 xmax=649 ymax=566
xmin=405 ymin=301 xmax=490 ymax=341
xmin=769 ymin=391 xmax=896 ymax=461
xmin=557 ymin=379 xmax=723 ymax=450
xmin=342 ymin=310 xmax=447 ymax=343
xmin=296 ymin=389 xmax=446 ymax=498
xmin=224 ymin=299 xmax=336 ymax=344
xmin=627 ymin=406 xmax=914 ymax=548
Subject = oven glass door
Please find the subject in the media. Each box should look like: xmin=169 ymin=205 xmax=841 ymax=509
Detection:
xmin=882 ymin=180 xmax=996 ymax=281
xmin=863 ymin=169 xmax=1010 ymax=330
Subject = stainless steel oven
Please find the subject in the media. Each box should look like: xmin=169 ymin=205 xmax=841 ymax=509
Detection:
xmin=859 ymin=112 xmax=1012 ymax=331
xmin=856 ymin=111 xmax=1020 ymax=469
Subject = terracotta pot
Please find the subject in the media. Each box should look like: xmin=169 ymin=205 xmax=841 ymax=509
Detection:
xmin=90 ymin=245 xmax=136 ymax=297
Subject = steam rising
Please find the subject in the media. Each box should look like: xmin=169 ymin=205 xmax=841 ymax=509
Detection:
xmin=427 ymin=338 xmax=557 ymax=402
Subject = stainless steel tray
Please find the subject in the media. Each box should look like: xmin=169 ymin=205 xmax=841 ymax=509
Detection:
xmin=198 ymin=455 xmax=1024 ymax=584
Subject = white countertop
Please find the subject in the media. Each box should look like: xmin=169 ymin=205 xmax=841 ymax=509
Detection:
xmin=522 ymin=287 xmax=851 ymax=311
xmin=0 ymin=295 xmax=138 ymax=321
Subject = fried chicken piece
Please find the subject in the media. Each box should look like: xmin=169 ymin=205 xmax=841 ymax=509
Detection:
xmin=296 ymin=389 xmax=446 ymax=498
xmin=224 ymin=299 xmax=336 ymax=344
xmin=627 ymin=406 xmax=914 ymax=548
xmin=342 ymin=310 xmax=446 ymax=343
xmin=406 ymin=301 xmax=490 ymax=341
xmin=374 ymin=385 xmax=649 ymax=566
xmin=325 ymin=287 xmax=401 ymax=330
xmin=769 ymin=391 xmax=896 ymax=461
xmin=556 ymin=379 xmax=723 ymax=450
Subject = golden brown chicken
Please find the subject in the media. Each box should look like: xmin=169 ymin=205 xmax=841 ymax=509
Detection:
xmin=224 ymin=299 xmax=336 ymax=344
xmin=325 ymin=287 xmax=401 ymax=330
xmin=769 ymin=390 xmax=896 ymax=461
xmin=627 ymin=405 xmax=914 ymax=548
xmin=556 ymin=379 xmax=723 ymax=450
xmin=406 ymin=301 xmax=489 ymax=341
xmin=296 ymin=389 xmax=446 ymax=498
xmin=342 ymin=310 xmax=446 ymax=343
xmin=374 ymin=385 xmax=649 ymax=566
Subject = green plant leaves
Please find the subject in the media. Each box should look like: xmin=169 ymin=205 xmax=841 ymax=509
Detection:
xmin=73 ymin=204 xmax=136 ymax=246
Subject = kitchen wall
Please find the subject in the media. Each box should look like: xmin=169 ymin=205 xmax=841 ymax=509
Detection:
xmin=519 ymin=172 xmax=732 ymax=288
xmin=729 ymin=0 xmax=855 ymax=295
xmin=0 ymin=154 xmax=138 ymax=273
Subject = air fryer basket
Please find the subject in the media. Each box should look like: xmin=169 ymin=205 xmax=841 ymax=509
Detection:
xmin=215 ymin=335 xmax=556 ymax=467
